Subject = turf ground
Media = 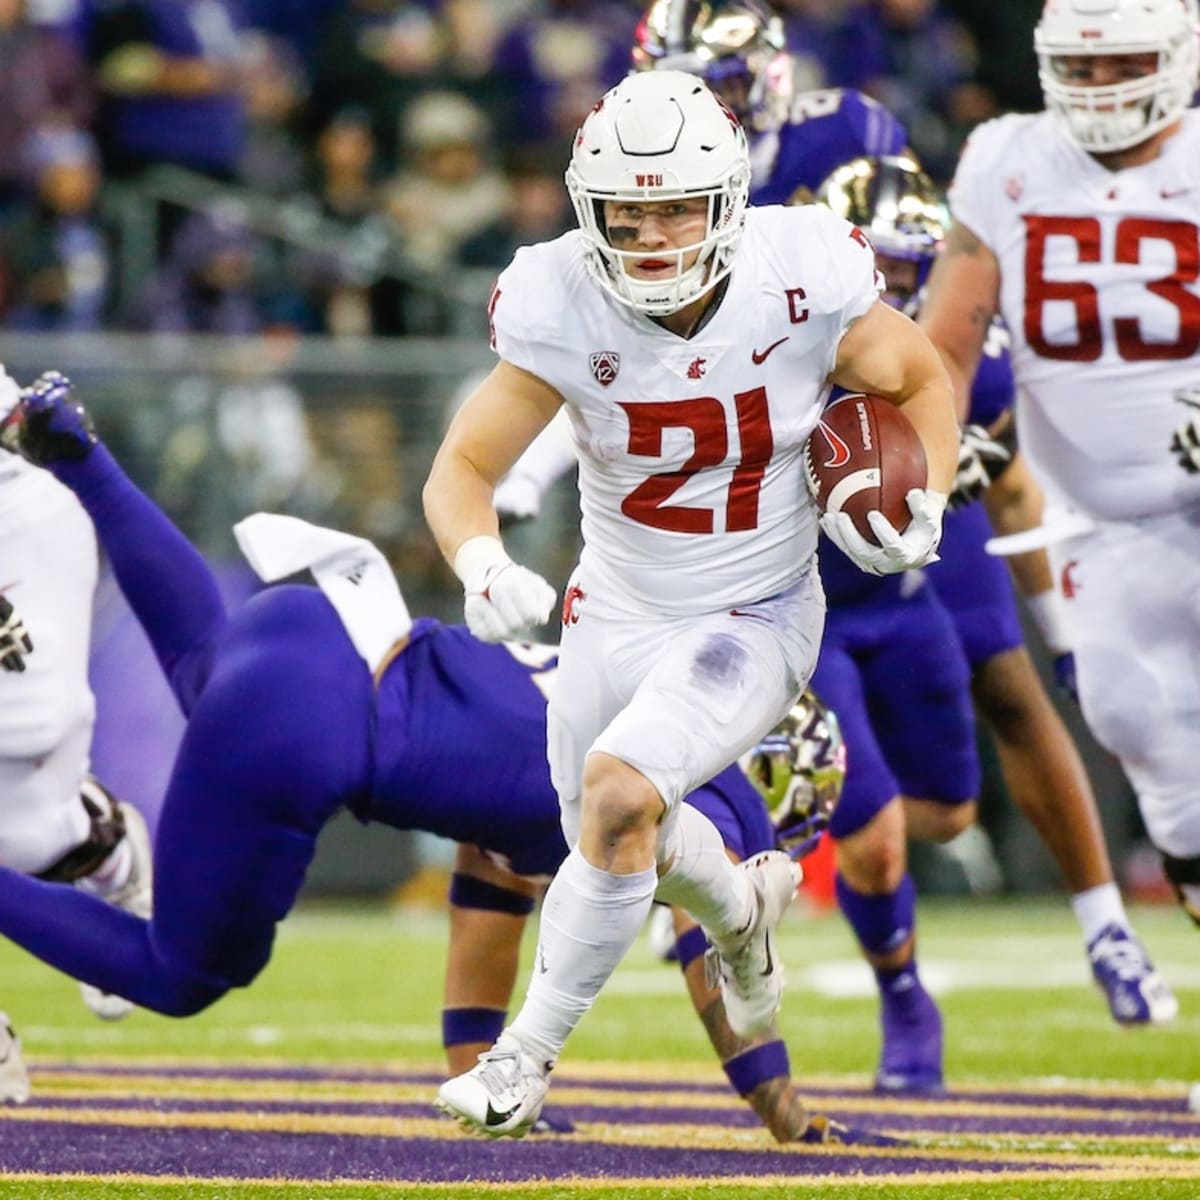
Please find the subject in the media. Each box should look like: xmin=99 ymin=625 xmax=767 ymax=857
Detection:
xmin=1 ymin=896 xmax=1198 ymax=1199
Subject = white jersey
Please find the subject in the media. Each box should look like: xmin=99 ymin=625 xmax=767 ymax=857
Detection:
xmin=950 ymin=110 xmax=1200 ymax=522
xmin=491 ymin=206 xmax=880 ymax=616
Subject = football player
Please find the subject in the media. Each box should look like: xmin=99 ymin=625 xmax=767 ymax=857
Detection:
xmin=631 ymin=0 xmax=908 ymax=205
xmin=0 ymin=373 xmax=894 ymax=1148
xmin=423 ymin=68 xmax=957 ymax=1136
xmin=919 ymin=0 xmax=1200 ymax=954
xmin=0 ymin=368 xmax=155 ymax=1104
xmin=817 ymin=154 xmax=1176 ymax=1062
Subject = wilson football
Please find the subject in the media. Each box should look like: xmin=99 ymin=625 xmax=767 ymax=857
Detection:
xmin=803 ymin=393 xmax=927 ymax=544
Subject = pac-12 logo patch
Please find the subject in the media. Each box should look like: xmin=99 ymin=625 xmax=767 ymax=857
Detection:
xmin=589 ymin=351 xmax=620 ymax=386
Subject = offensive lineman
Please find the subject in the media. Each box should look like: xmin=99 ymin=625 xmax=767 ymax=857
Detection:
xmin=920 ymin=0 xmax=1200 ymax=941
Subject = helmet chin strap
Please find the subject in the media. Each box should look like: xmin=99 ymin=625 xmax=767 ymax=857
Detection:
xmin=620 ymin=250 xmax=716 ymax=314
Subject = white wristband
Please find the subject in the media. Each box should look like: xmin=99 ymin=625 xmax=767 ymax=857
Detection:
xmin=1025 ymin=588 xmax=1072 ymax=655
xmin=452 ymin=535 xmax=510 ymax=588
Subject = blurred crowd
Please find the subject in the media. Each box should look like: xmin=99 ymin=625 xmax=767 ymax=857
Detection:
xmin=0 ymin=0 xmax=1040 ymax=339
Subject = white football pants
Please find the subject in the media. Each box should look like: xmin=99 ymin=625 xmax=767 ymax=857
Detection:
xmin=1051 ymin=504 xmax=1200 ymax=860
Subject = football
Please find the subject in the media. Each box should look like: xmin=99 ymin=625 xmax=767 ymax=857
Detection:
xmin=803 ymin=393 xmax=927 ymax=544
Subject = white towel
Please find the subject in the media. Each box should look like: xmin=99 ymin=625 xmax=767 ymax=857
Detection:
xmin=233 ymin=512 xmax=412 ymax=674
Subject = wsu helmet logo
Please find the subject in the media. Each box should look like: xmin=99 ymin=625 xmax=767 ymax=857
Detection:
xmin=589 ymin=351 xmax=620 ymax=386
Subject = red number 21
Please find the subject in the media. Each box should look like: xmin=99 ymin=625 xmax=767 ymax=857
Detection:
xmin=618 ymin=388 xmax=773 ymax=533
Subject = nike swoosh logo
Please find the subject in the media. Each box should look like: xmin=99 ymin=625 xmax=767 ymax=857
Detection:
xmin=0 ymin=582 xmax=16 ymax=595
xmin=486 ymin=1101 xmax=521 ymax=1127
xmin=751 ymin=336 xmax=789 ymax=364
xmin=815 ymin=421 xmax=851 ymax=468
xmin=1161 ymin=187 xmax=1192 ymax=200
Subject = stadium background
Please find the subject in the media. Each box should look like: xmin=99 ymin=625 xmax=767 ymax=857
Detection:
xmin=0 ymin=0 xmax=1159 ymax=904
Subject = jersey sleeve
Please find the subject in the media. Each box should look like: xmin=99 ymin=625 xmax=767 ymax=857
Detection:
xmin=804 ymin=206 xmax=884 ymax=377
xmin=487 ymin=243 xmax=564 ymax=386
xmin=946 ymin=115 xmax=1023 ymax=252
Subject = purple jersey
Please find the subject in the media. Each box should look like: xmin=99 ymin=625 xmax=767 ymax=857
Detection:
xmin=751 ymin=89 xmax=908 ymax=206
xmin=373 ymin=621 xmax=774 ymax=878
xmin=0 ymin=444 xmax=775 ymax=1019
xmin=966 ymin=322 xmax=1015 ymax=429
xmin=814 ymin=583 xmax=979 ymax=839
xmin=928 ymin=323 xmax=1024 ymax=665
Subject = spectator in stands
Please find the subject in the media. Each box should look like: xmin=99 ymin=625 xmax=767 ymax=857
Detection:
xmin=0 ymin=126 xmax=110 ymax=331
xmin=820 ymin=0 xmax=983 ymax=180
xmin=0 ymin=0 xmax=93 ymax=211
xmin=76 ymin=0 xmax=245 ymax=181
xmin=490 ymin=0 xmax=633 ymax=146
xmin=290 ymin=107 xmax=389 ymax=337
xmin=136 ymin=207 xmax=268 ymax=335
xmin=460 ymin=143 xmax=574 ymax=271
xmin=236 ymin=32 xmax=308 ymax=199
xmin=382 ymin=90 xmax=508 ymax=276
xmin=237 ymin=0 xmax=339 ymax=72
xmin=310 ymin=0 xmax=445 ymax=167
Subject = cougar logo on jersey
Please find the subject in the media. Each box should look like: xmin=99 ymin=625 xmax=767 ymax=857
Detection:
xmin=589 ymin=352 xmax=620 ymax=386
xmin=687 ymin=357 xmax=707 ymax=379
xmin=562 ymin=584 xmax=587 ymax=626
xmin=1004 ymin=174 xmax=1024 ymax=202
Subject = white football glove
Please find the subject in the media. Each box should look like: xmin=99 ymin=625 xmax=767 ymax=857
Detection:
xmin=948 ymin=423 xmax=1012 ymax=511
xmin=821 ymin=489 xmax=948 ymax=577
xmin=454 ymin=535 xmax=556 ymax=642
xmin=1170 ymin=415 xmax=1200 ymax=474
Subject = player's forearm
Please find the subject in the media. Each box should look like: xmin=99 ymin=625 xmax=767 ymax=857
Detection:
xmin=422 ymin=449 xmax=503 ymax=568
xmin=893 ymin=377 xmax=959 ymax=495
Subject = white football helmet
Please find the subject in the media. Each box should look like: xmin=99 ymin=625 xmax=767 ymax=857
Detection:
xmin=565 ymin=70 xmax=751 ymax=316
xmin=1035 ymin=0 xmax=1200 ymax=153
xmin=632 ymin=0 xmax=795 ymax=134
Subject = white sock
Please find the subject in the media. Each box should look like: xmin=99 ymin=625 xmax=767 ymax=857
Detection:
xmin=508 ymin=848 xmax=657 ymax=1061
xmin=654 ymin=803 xmax=753 ymax=946
xmin=1072 ymin=882 xmax=1129 ymax=944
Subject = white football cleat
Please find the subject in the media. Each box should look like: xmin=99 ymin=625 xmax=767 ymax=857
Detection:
xmin=705 ymin=850 xmax=800 ymax=1038
xmin=77 ymin=798 xmax=153 ymax=1021
xmin=0 ymin=1013 xmax=30 ymax=1104
xmin=435 ymin=1032 xmax=553 ymax=1138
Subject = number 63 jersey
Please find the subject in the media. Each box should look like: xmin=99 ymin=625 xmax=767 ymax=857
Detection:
xmin=489 ymin=205 xmax=880 ymax=618
xmin=949 ymin=109 xmax=1200 ymax=522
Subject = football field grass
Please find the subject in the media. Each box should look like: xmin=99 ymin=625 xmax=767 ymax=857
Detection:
xmin=1 ymin=895 xmax=1198 ymax=1198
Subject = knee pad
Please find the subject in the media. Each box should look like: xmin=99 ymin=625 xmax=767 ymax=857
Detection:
xmin=1160 ymin=852 xmax=1200 ymax=928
